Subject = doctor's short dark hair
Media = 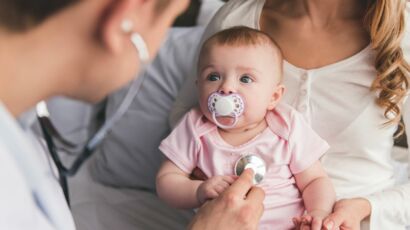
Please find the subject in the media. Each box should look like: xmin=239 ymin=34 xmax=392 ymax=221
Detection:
xmin=0 ymin=0 xmax=182 ymax=32
xmin=0 ymin=0 xmax=78 ymax=31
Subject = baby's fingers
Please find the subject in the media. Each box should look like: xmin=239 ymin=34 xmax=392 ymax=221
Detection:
xmin=300 ymin=215 xmax=312 ymax=230
xmin=292 ymin=217 xmax=303 ymax=229
xmin=222 ymin=175 xmax=237 ymax=184
xmin=214 ymin=184 xmax=229 ymax=195
xmin=200 ymin=188 xmax=219 ymax=203
xmin=301 ymin=215 xmax=312 ymax=224
xmin=300 ymin=224 xmax=311 ymax=230
xmin=310 ymin=217 xmax=323 ymax=230
xmin=215 ymin=179 xmax=231 ymax=191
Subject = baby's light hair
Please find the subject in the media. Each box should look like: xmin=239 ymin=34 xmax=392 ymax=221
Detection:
xmin=198 ymin=26 xmax=283 ymax=79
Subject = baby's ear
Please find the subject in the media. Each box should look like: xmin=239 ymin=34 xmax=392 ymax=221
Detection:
xmin=268 ymin=85 xmax=285 ymax=110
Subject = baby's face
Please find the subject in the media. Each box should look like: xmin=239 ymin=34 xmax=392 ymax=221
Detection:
xmin=197 ymin=43 xmax=283 ymax=130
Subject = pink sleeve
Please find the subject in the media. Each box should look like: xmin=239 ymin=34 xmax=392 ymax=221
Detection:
xmin=159 ymin=110 xmax=200 ymax=174
xmin=288 ymin=111 xmax=329 ymax=174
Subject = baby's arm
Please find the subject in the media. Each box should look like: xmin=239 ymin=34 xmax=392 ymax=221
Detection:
xmin=156 ymin=159 xmax=236 ymax=209
xmin=294 ymin=161 xmax=335 ymax=229
xmin=156 ymin=159 xmax=203 ymax=209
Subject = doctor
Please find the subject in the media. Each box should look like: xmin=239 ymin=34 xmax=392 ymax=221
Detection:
xmin=0 ymin=0 xmax=264 ymax=229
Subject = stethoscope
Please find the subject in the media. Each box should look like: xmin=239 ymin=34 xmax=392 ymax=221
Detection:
xmin=36 ymin=31 xmax=149 ymax=205
xmin=235 ymin=154 xmax=266 ymax=184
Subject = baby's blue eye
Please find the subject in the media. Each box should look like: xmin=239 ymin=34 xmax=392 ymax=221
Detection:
xmin=207 ymin=73 xmax=221 ymax=81
xmin=240 ymin=75 xmax=253 ymax=83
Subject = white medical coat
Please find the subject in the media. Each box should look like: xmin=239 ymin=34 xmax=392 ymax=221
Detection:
xmin=0 ymin=102 xmax=75 ymax=230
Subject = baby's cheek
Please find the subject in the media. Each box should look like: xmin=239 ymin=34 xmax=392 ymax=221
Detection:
xmin=203 ymin=112 xmax=214 ymax=124
xmin=198 ymin=94 xmax=209 ymax=110
xmin=242 ymin=110 xmax=266 ymax=124
xmin=247 ymin=101 xmax=268 ymax=116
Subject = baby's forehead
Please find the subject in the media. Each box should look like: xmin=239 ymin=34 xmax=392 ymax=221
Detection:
xmin=199 ymin=42 xmax=282 ymax=68
xmin=199 ymin=26 xmax=283 ymax=63
xmin=206 ymin=37 xmax=277 ymax=51
xmin=201 ymin=32 xmax=282 ymax=59
xmin=209 ymin=41 xmax=273 ymax=51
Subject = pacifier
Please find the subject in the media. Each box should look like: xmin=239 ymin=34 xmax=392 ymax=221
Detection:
xmin=207 ymin=92 xmax=245 ymax=129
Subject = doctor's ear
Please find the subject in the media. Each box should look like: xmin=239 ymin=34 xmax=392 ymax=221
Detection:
xmin=100 ymin=0 xmax=144 ymax=53
xmin=268 ymin=85 xmax=285 ymax=110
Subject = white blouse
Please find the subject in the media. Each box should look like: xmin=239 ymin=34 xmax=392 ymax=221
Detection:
xmin=170 ymin=0 xmax=410 ymax=229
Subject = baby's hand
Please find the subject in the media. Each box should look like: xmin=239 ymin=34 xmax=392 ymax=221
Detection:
xmin=293 ymin=209 xmax=329 ymax=230
xmin=196 ymin=175 xmax=237 ymax=204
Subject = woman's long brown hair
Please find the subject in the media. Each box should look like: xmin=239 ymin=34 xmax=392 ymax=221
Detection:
xmin=365 ymin=0 xmax=410 ymax=136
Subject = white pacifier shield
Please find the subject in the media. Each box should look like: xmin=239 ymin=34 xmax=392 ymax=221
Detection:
xmin=215 ymin=97 xmax=235 ymax=116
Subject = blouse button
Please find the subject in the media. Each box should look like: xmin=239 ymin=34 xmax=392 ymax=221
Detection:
xmin=301 ymin=73 xmax=308 ymax=81
xmin=298 ymin=104 xmax=307 ymax=112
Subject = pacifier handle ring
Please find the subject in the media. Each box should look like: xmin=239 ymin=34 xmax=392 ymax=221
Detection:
xmin=212 ymin=112 xmax=239 ymax=129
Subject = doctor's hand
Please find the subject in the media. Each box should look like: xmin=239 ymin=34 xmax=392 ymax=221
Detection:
xmin=322 ymin=198 xmax=371 ymax=230
xmin=188 ymin=169 xmax=265 ymax=230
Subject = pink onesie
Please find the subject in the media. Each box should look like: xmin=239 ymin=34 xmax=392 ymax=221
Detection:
xmin=159 ymin=102 xmax=329 ymax=229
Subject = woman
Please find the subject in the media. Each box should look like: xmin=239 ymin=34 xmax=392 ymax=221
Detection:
xmin=170 ymin=0 xmax=410 ymax=229
xmin=0 ymin=0 xmax=264 ymax=229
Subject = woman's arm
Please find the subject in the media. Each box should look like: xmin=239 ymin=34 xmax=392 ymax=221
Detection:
xmin=156 ymin=160 xmax=203 ymax=209
xmin=323 ymin=98 xmax=410 ymax=230
xmin=363 ymin=99 xmax=410 ymax=226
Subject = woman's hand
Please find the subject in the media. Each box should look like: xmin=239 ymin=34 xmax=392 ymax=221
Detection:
xmin=322 ymin=198 xmax=371 ymax=230
xmin=188 ymin=169 xmax=265 ymax=230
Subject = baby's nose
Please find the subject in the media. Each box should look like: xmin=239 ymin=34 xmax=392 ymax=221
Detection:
xmin=219 ymin=80 xmax=236 ymax=94
xmin=218 ymin=89 xmax=233 ymax=95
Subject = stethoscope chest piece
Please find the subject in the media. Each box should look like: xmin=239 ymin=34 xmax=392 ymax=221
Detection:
xmin=234 ymin=154 xmax=266 ymax=185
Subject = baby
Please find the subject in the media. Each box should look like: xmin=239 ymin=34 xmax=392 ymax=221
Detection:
xmin=156 ymin=26 xmax=335 ymax=229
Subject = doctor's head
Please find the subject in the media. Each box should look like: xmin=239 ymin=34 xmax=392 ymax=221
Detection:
xmin=196 ymin=26 xmax=285 ymax=130
xmin=0 ymin=0 xmax=188 ymax=105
